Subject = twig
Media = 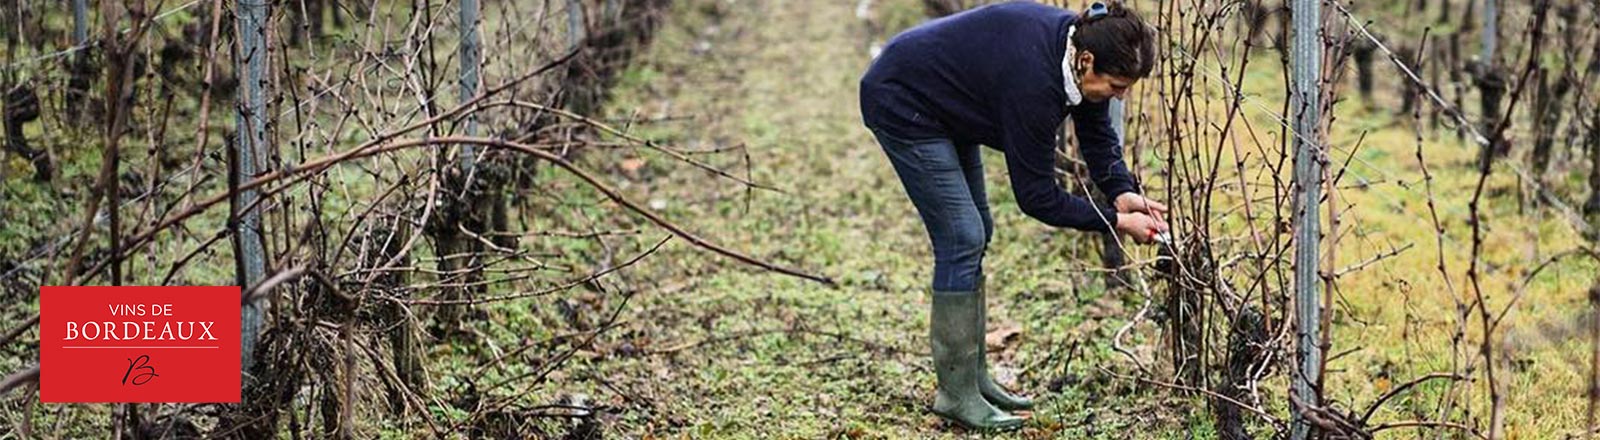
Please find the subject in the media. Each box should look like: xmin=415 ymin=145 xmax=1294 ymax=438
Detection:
xmin=0 ymin=314 xmax=39 ymax=348
xmin=1101 ymin=366 xmax=1286 ymax=433
xmin=1368 ymin=420 xmax=1489 ymax=440
xmin=487 ymin=100 xmax=783 ymax=193
xmin=1333 ymin=242 xmax=1415 ymax=278
xmin=405 ymin=235 xmax=672 ymax=305
xmin=0 ymin=365 xmax=40 ymax=396
xmin=1359 ymin=372 xmax=1467 ymax=423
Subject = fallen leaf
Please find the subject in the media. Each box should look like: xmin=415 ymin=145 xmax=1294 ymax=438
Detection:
xmin=619 ymin=157 xmax=646 ymax=180
xmin=986 ymin=323 xmax=1023 ymax=351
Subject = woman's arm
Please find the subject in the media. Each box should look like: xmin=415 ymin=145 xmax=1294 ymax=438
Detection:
xmin=1000 ymin=101 xmax=1121 ymax=232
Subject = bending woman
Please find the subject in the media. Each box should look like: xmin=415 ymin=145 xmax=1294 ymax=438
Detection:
xmin=858 ymin=1 xmax=1167 ymax=431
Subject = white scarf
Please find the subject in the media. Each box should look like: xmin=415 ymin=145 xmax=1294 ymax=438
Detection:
xmin=1061 ymin=25 xmax=1083 ymax=107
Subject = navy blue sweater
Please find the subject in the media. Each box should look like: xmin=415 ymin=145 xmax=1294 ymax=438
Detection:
xmin=859 ymin=1 xmax=1139 ymax=232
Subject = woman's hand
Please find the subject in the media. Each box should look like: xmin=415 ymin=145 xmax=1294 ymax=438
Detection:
xmin=1114 ymin=192 xmax=1168 ymax=218
xmin=1115 ymin=212 xmax=1169 ymax=244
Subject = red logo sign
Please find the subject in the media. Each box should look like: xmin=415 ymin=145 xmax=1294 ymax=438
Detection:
xmin=39 ymin=286 xmax=241 ymax=402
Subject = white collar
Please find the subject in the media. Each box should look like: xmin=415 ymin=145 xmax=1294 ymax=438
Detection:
xmin=1061 ymin=25 xmax=1083 ymax=107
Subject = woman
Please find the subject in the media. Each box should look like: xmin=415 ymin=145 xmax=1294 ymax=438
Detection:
xmin=858 ymin=1 xmax=1167 ymax=431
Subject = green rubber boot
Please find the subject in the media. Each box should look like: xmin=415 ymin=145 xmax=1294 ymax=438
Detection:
xmin=977 ymin=275 xmax=1034 ymax=411
xmin=931 ymin=289 xmax=1024 ymax=432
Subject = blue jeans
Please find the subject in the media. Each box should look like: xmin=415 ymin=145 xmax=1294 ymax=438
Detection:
xmin=873 ymin=129 xmax=993 ymax=292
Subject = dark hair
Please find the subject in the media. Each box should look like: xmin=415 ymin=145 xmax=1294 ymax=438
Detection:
xmin=1070 ymin=2 xmax=1156 ymax=79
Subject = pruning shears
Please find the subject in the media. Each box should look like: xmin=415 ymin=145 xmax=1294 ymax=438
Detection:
xmin=1151 ymin=230 xmax=1173 ymax=246
xmin=1148 ymin=210 xmax=1174 ymax=247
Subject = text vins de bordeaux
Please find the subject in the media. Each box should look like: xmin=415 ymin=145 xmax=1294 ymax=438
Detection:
xmin=64 ymin=304 xmax=218 ymax=342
